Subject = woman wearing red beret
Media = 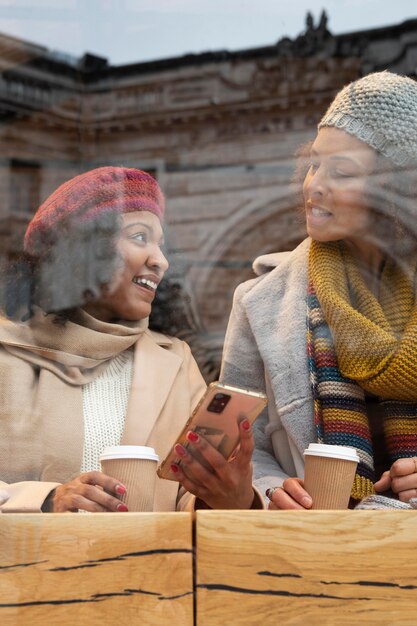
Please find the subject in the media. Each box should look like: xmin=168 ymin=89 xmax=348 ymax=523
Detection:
xmin=0 ymin=167 xmax=259 ymax=513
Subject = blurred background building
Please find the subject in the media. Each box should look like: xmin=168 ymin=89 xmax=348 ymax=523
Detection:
xmin=1 ymin=12 xmax=417 ymax=378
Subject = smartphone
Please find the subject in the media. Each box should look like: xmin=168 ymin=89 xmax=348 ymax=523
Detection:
xmin=157 ymin=381 xmax=267 ymax=481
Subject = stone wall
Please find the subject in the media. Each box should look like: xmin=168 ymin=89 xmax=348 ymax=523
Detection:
xmin=1 ymin=14 xmax=417 ymax=377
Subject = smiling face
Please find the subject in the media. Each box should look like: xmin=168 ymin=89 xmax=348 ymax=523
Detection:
xmin=84 ymin=211 xmax=169 ymax=322
xmin=303 ymin=127 xmax=377 ymax=247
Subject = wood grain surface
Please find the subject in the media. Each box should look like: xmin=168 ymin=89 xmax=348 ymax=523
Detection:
xmin=196 ymin=510 xmax=417 ymax=626
xmin=0 ymin=512 xmax=193 ymax=626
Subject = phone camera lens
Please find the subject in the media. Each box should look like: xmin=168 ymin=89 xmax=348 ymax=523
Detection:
xmin=207 ymin=392 xmax=231 ymax=413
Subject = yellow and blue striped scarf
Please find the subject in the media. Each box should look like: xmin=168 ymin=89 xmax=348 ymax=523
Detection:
xmin=308 ymin=240 xmax=417 ymax=501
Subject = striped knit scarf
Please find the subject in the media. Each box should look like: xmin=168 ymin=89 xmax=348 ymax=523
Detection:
xmin=308 ymin=240 xmax=417 ymax=501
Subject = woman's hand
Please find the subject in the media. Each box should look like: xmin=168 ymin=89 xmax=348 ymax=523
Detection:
xmin=266 ymin=478 xmax=313 ymax=510
xmin=48 ymin=472 xmax=128 ymax=512
xmin=171 ymin=419 xmax=255 ymax=509
xmin=374 ymin=458 xmax=417 ymax=502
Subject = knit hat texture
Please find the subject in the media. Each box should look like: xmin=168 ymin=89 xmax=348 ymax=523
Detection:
xmin=24 ymin=166 xmax=165 ymax=255
xmin=318 ymin=71 xmax=417 ymax=166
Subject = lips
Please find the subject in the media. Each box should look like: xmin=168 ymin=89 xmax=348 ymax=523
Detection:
xmin=132 ymin=276 xmax=158 ymax=291
xmin=306 ymin=204 xmax=333 ymax=226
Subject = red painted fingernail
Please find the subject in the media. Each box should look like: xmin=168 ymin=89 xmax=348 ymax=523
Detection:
xmin=170 ymin=464 xmax=179 ymax=474
xmin=241 ymin=419 xmax=251 ymax=431
xmin=174 ymin=444 xmax=187 ymax=457
xmin=115 ymin=484 xmax=127 ymax=495
xmin=187 ymin=431 xmax=199 ymax=443
xmin=117 ymin=503 xmax=128 ymax=512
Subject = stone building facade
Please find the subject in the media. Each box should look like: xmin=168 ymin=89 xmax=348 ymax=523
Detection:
xmin=1 ymin=13 xmax=417 ymax=377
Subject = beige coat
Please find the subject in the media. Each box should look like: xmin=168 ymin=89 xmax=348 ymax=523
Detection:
xmin=0 ymin=321 xmax=206 ymax=513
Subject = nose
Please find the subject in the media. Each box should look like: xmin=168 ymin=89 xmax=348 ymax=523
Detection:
xmin=304 ymin=165 xmax=327 ymax=199
xmin=147 ymin=245 xmax=169 ymax=273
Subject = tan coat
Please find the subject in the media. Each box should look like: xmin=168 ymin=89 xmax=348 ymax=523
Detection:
xmin=0 ymin=323 xmax=206 ymax=513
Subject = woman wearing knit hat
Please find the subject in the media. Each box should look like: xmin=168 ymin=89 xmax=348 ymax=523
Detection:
xmin=0 ymin=166 xmax=259 ymax=513
xmin=220 ymin=71 xmax=417 ymax=510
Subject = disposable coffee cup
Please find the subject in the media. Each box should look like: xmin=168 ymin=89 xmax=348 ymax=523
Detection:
xmin=99 ymin=445 xmax=159 ymax=512
xmin=303 ymin=443 xmax=359 ymax=510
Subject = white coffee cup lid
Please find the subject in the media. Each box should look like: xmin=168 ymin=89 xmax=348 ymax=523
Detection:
xmin=304 ymin=443 xmax=359 ymax=462
xmin=99 ymin=445 xmax=159 ymax=462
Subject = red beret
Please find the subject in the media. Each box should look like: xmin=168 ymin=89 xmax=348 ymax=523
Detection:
xmin=24 ymin=166 xmax=165 ymax=255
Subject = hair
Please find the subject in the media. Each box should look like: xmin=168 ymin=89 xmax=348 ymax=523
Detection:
xmin=364 ymin=152 xmax=417 ymax=259
xmin=2 ymin=211 xmax=122 ymax=320
xmin=292 ymin=139 xmax=312 ymax=226
xmin=148 ymin=277 xmax=192 ymax=336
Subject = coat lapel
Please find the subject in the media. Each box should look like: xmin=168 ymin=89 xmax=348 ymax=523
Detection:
xmin=121 ymin=330 xmax=183 ymax=446
xmin=244 ymin=238 xmax=316 ymax=455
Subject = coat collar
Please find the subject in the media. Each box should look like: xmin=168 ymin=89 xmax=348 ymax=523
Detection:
xmin=243 ymin=238 xmax=315 ymax=454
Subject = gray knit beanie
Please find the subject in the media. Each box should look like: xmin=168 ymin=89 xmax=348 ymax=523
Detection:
xmin=318 ymin=71 xmax=417 ymax=166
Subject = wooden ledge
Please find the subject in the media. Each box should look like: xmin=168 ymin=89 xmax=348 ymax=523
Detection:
xmin=0 ymin=512 xmax=194 ymax=626
xmin=195 ymin=510 xmax=417 ymax=625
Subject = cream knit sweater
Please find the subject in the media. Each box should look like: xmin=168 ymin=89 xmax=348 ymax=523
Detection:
xmin=80 ymin=348 xmax=134 ymax=473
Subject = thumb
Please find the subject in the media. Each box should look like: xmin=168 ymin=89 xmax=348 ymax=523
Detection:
xmin=235 ymin=419 xmax=254 ymax=463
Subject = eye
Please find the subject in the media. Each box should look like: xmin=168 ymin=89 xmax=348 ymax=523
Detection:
xmin=331 ymin=168 xmax=354 ymax=179
xmin=130 ymin=232 xmax=147 ymax=243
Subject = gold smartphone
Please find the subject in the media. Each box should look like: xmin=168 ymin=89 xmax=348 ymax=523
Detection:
xmin=157 ymin=381 xmax=267 ymax=481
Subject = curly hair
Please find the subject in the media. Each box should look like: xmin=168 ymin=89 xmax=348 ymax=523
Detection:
xmin=2 ymin=211 xmax=122 ymax=320
xmin=1 ymin=212 xmax=192 ymax=340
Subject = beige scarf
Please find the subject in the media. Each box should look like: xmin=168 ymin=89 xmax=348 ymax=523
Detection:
xmin=0 ymin=308 xmax=147 ymax=483
xmin=0 ymin=308 xmax=147 ymax=384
